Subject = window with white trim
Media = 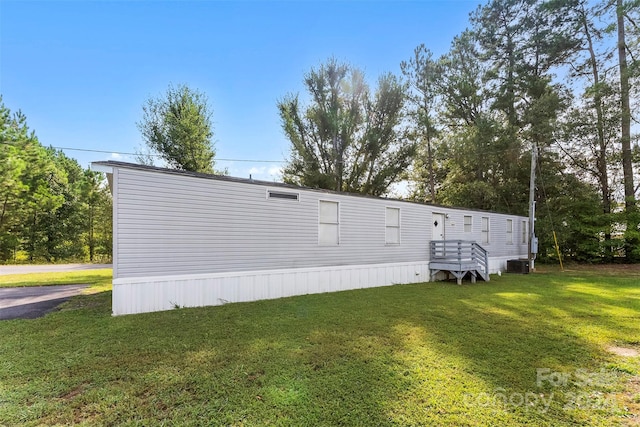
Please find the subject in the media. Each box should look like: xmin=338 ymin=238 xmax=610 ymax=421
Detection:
xmin=464 ymin=215 xmax=472 ymax=233
xmin=522 ymin=220 xmax=528 ymax=244
xmin=319 ymin=201 xmax=339 ymax=245
xmin=481 ymin=216 xmax=490 ymax=244
xmin=385 ymin=207 xmax=400 ymax=244
xmin=506 ymin=219 xmax=513 ymax=244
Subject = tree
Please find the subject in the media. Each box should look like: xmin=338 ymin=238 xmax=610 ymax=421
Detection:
xmin=0 ymin=98 xmax=113 ymax=263
xmin=278 ymin=59 xmax=415 ymax=196
xmin=433 ymin=29 xmax=531 ymax=214
xmin=401 ymin=45 xmax=442 ymax=202
xmin=612 ymin=0 xmax=639 ymax=260
xmin=0 ymin=101 xmax=65 ymax=262
xmin=535 ymin=167 xmax=606 ymax=262
xmin=471 ymin=0 xmax=577 ymax=123
xmin=558 ymin=0 xmax=621 ymax=260
xmin=81 ymin=169 xmax=112 ymax=262
xmin=616 ymin=0 xmax=635 ymax=204
xmin=457 ymin=0 xmax=577 ymax=217
xmin=38 ymin=149 xmax=86 ymax=261
xmin=0 ymin=101 xmax=29 ymax=260
xmin=416 ymin=0 xmax=610 ymax=265
xmin=137 ymin=84 xmax=217 ymax=174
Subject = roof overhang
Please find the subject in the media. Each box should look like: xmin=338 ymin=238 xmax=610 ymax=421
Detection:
xmin=91 ymin=163 xmax=114 ymax=174
xmin=91 ymin=162 xmax=114 ymax=194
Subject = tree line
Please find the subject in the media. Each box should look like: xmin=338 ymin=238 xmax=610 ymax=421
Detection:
xmin=0 ymin=100 xmax=112 ymax=263
xmin=1 ymin=0 xmax=637 ymax=264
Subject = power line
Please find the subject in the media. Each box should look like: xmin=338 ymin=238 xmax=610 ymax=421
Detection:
xmin=0 ymin=141 xmax=283 ymax=163
xmin=1 ymin=139 xmax=565 ymax=166
xmin=56 ymin=145 xmax=284 ymax=163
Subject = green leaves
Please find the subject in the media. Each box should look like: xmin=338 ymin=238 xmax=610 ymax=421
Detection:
xmin=279 ymin=59 xmax=414 ymax=196
xmin=0 ymin=98 xmax=112 ymax=263
xmin=137 ymin=84 xmax=218 ymax=174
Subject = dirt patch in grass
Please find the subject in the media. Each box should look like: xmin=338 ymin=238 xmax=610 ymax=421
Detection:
xmin=609 ymin=346 xmax=640 ymax=357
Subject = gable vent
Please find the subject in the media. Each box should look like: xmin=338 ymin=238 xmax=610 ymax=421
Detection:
xmin=268 ymin=190 xmax=299 ymax=201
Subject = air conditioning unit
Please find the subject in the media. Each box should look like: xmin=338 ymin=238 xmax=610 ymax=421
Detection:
xmin=507 ymin=259 xmax=530 ymax=274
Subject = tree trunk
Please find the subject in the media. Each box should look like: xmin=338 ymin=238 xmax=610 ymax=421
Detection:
xmin=427 ymin=134 xmax=435 ymax=203
xmin=29 ymin=211 xmax=37 ymax=262
xmin=89 ymin=203 xmax=95 ymax=262
xmin=0 ymin=195 xmax=8 ymax=229
xmin=507 ymin=37 xmax=517 ymax=127
xmin=617 ymin=0 xmax=638 ymax=261
xmin=582 ymin=5 xmax=612 ymax=260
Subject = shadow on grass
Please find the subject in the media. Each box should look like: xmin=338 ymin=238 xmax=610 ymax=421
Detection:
xmin=382 ymin=274 xmax=639 ymax=424
xmin=0 ymin=272 xmax=638 ymax=426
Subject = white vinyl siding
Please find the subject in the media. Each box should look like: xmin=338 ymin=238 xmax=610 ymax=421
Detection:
xmin=481 ymin=217 xmax=490 ymax=244
xmin=506 ymin=219 xmax=513 ymax=244
xmin=464 ymin=215 xmax=472 ymax=233
xmin=319 ymin=201 xmax=339 ymax=245
xmin=385 ymin=207 xmax=400 ymax=244
xmin=522 ymin=220 xmax=528 ymax=244
xmin=104 ymin=164 xmax=528 ymax=279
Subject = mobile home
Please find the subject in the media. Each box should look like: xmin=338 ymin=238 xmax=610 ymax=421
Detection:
xmin=93 ymin=161 xmax=528 ymax=315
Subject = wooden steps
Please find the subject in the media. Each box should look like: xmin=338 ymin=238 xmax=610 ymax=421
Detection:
xmin=429 ymin=240 xmax=489 ymax=285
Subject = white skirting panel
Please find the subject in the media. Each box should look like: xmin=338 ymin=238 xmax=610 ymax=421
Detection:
xmin=112 ymin=261 xmax=430 ymax=315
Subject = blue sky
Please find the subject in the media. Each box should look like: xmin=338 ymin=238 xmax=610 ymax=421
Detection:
xmin=1 ymin=0 xmax=481 ymax=181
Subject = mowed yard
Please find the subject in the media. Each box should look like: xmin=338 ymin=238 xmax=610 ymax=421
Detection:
xmin=0 ymin=267 xmax=639 ymax=426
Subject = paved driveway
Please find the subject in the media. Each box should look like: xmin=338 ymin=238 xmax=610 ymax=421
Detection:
xmin=0 ymin=285 xmax=89 ymax=320
xmin=0 ymin=263 xmax=112 ymax=276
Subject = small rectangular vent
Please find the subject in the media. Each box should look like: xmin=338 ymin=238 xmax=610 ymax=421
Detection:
xmin=268 ymin=190 xmax=299 ymax=201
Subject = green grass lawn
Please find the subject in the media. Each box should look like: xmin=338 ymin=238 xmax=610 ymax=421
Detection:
xmin=0 ymin=267 xmax=639 ymax=426
xmin=0 ymin=269 xmax=113 ymax=292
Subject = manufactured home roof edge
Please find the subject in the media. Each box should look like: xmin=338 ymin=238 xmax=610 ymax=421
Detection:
xmin=92 ymin=160 xmax=525 ymax=217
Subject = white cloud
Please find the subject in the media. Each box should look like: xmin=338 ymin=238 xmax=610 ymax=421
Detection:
xmin=232 ymin=163 xmax=285 ymax=181
xmin=268 ymin=166 xmax=283 ymax=178
xmin=248 ymin=166 xmax=266 ymax=175
xmin=111 ymin=152 xmax=122 ymax=159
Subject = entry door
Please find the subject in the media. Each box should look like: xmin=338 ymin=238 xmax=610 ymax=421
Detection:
xmin=433 ymin=213 xmax=445 ymax=240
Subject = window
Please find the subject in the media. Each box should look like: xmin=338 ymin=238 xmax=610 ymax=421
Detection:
xmin=268 ymin=190 xmax=299 ymax=201
xmin=522 ymin=220 xmax=528 ymax=244
xmin=506 ymin=219 xmax=513 ymax=244
xmin=319 ymin=201 xmax=339 ymax=245
xmin=385 ymin=207 xmax=400 ymax=244
xmin=481 ymin=216 xmax=490 ymax=244
xmin=464 ymin=215 xmax=472 ymax=233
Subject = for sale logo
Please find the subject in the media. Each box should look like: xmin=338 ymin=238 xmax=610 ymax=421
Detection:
xmin=462 ymin=367 xmax=618 ymax=413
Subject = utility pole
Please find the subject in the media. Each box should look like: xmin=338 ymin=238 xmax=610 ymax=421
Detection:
xmin=528 ymin=142 xmax=538 ymax=272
